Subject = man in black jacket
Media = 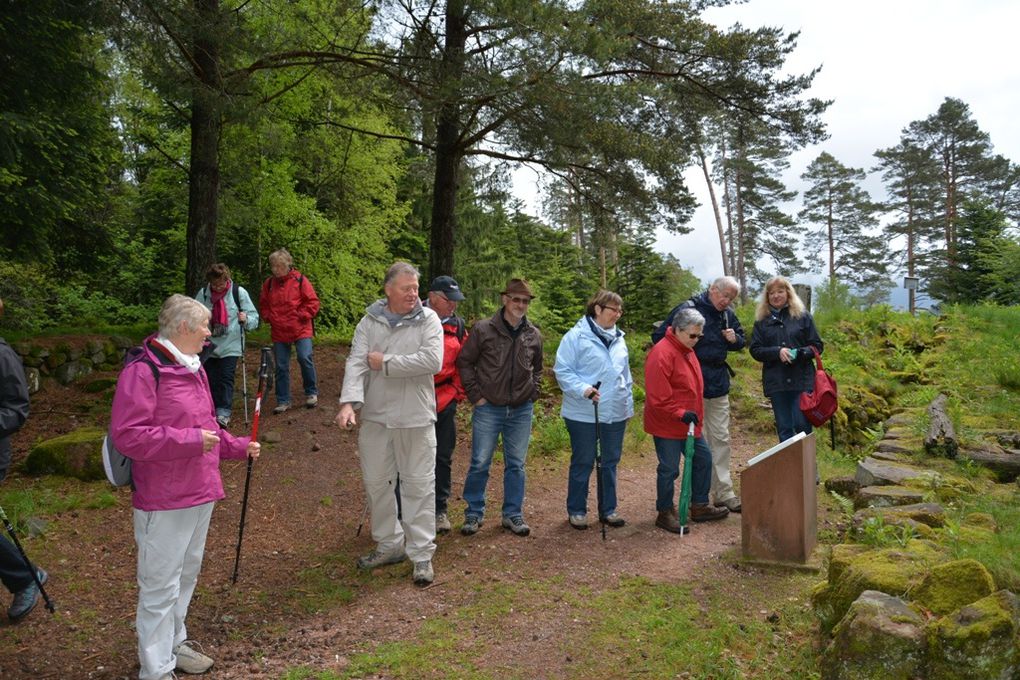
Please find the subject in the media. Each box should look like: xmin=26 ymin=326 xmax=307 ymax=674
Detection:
xmin=0 ymin=298 xmax=47 ymax=621
xmin=653 ymin=277 xmax=745 ymax=512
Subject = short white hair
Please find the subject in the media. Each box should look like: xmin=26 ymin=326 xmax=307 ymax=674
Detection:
xmin=710 ymin=276 xmax=740 ymax=296
xmin=672 ymin=307 xmax=705 ymax=333
xmin=158 ymin=294 xmax=210 ymax=337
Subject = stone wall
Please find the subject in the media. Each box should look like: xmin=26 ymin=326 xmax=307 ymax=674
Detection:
xmin=8 ymin=335 xmax=134 ymax=393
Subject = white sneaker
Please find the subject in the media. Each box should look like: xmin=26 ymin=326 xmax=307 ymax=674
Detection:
xmin=174 ymin=641 xmax=213 ymax=674
xmin=412 ymin=559 xmax=434 ymax=586
xmin=272 ymin=403 xmax=291 ymax=414
xmin=435 ymin=513 xmax=452 ymax=534
xmin=305 ymin=395 xmax=318 ymax=408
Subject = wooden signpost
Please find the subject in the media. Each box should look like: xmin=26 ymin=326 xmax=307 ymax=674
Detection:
xmin=741 ymin=431 xmax=817 ymax=564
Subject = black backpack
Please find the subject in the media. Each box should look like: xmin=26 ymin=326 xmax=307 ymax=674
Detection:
xmin=102 ymin=346 xmax=159 ymax=488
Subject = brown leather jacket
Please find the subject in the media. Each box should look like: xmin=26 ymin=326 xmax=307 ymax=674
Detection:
xmin=456 ymin=309 xmax=543 ymax=407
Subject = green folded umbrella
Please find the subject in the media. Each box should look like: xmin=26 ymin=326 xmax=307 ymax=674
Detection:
xmin=678 ymin=421 xmax=695 ymax=535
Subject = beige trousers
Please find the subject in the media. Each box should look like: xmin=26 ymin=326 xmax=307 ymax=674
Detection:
xmin=703 ymin=395 xmax=737 ymax=503
xmin=358 ymin=420 xmax=437 ymax=562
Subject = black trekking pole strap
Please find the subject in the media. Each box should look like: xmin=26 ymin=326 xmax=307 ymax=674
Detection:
xmin=0 ymin=505 xmax=55 ymax=613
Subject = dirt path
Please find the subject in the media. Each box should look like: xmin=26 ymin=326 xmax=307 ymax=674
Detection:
xmin=0 ymin=343 xmax=777 ymax=679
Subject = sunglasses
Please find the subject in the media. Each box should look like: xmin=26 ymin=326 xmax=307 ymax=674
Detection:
xmin=688 ymin=333 xmax=704 ymax=339
xmin=507 ymin=295 xmax=532 ymax=305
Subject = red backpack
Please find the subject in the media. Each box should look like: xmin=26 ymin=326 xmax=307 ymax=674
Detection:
xmin=800 ymin=347 xmax=838 ymax=427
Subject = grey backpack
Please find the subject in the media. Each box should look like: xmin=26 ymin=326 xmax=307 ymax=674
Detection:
xmin=103 ymin=347 xmax=159 ymax=488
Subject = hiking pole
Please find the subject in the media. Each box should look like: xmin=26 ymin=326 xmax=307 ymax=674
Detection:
xmin=355 ymin=501 xmax=370 ymax=537
xmin=0 ymin=505 xmax=55 ymax=614
xmin=588 ymin=381 xmax=605 ymax=541
xmin=232 ymin=347 xmax=271 ymax=584
xmin=241 ymin=326 xmax=249 ymax=425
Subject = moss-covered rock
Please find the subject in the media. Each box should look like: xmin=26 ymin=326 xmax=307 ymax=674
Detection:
xmin=927 ymin=590 xmax=1020 ymax=679
xmin=813 ymin=541 xmax=946 ymax=633
xmin=825 ymin=475 xmax=860 ymax=498
xmin=855 ymin=484 xmax=925 ymax=509
xmin=962 ymin=512 xmax=998 ymax=532
xmin=83 ymin=377 xmax=118 ymax=394
xmin=910 ymin=559 xmax=997 ymax=616
xmin=23 ymin=427 xmax=106 ymax=482
xmin=820 ymin=590 xmax=927 ymax=680
xmin=827 ymin=544 xmax=872 ymax=584
xmin=854 ymin=502 xmax=945 ymax=529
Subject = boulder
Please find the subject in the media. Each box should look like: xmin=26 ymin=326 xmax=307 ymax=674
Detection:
xmin=24 ymin=366 xmax=41 ymax=395
xmin=813 ymin=541 xmax=945 ymax=632
xmin=824 ymin=475 xmax=860 ymax=498
xmin=23 ymin=427 xmax=106 ymax=482
xmin=827 ymin=544 xmax=871 ymax=584
xmin=85 ymin=339 xmax=106 ymax=355
xmin=910 ymin=559 xmax=997 ymax=616
xmin=874 ymin=441 xmax=915 ymax=457
xmin=109 ymin=334 xmax=134 ymax=350
xmin=927 ymin=590 xmax=1020 ymax=679
xmin=820 ymin=590 xmax=926 ymax=680
xmin=855 ymin=457 xmax=935 ymax=487
xmin=83 ymin=377 xmax=118 ymax=393
xmin=54 ymin=360 xmax=92 ymax=385
xmin=871 ymin=448 xmax=911 ymax=463
xmin=854 ymin=502 xmax=946 ymax=529
xmin=884 ymin=413 xmax=915 ymax=429
xmin=855 ymin=485 xmax=925 ymax=509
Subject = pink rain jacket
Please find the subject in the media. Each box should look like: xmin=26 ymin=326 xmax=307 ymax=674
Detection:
xmin=110 ymin=336 xmax=251 ymax=511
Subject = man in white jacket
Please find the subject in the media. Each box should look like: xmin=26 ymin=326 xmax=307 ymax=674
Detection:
xmin=336 ymin=262 xmax=444 ymax=586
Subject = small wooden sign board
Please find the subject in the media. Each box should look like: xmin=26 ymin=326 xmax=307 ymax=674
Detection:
xmin=740 ymin=431 xmax=817 ymax=564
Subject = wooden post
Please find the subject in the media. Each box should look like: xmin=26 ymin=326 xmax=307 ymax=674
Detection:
xmin=741 ymin=432 xmax=817 ymax=564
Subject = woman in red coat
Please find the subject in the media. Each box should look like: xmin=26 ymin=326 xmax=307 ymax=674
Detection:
xmin=644 ymin=307 xmax=728 ymax=533
xmin=259 ymin=248 xmax=321 ymax=413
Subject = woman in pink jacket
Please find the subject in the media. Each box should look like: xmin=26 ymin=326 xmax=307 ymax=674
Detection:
xmin=110 ymin=295 xmax=260 ymax=680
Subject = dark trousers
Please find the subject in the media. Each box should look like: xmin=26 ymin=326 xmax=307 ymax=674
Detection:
xmin=204 ymin=356 xmax=239 ymax=416
xmin=434 ymin=402 xmax=458 ymax=515
xmin=0 ymin=534 xmax=34 ymax=594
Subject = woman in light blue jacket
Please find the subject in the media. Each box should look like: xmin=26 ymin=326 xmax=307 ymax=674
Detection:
xmin=194 ymin=263 xmax=259 ymax=428
xmin=554 ymin=290 xmax=634 ymax=530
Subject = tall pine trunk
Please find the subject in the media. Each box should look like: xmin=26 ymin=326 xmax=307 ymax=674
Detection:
xmin=429 ymin=0 xmax=467 ymax=280
xmin=697 ymin=145 xmax=728 ymax=276
xmin=186 ymin=0 xmax=221 ymax=296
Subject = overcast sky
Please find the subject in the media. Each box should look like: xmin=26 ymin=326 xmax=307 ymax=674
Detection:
xmin=651 ymin=0 xmax=1020 ymax=288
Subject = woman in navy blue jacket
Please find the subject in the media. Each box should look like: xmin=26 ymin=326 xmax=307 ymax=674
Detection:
xmin=749 ymin=277 xmax=824 ymax=442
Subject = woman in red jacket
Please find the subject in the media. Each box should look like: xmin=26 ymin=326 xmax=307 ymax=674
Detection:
xmin=644 ymin=307 xmax=728 ymax=534
xmin=259 ymin=249 xmax=321 ymax=413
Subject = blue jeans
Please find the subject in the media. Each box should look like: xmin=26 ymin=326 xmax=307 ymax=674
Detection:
xmin=204 ymin=356 xmax=238 ymax=419
xmin=653 ymin=435 xmax=711 ymax=511
xmin=565 ymin=418 xmax=627 ymax=517
xmin=770 ymin=390 xmax=812 ymax=442
xmin=462 ymin=402 xmax=534 ymax=520
xmin=273 ymin=338 xmax=318 ymax=405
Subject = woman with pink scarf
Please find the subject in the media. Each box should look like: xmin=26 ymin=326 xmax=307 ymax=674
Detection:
xmin=194 ymin=263 xmax=259 ymax=428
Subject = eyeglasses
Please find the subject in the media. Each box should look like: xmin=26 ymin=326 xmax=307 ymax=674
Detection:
xmin=600 ymin=305 xmax=623 ymax=315
xmin=507 ymin=295 xmax=531 ymax=305
xmin=688 ymin=333 xmax=704 ymax=339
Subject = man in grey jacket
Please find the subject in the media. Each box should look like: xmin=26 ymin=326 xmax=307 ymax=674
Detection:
xmin=336 ymin=262 xmax=444 ymax=586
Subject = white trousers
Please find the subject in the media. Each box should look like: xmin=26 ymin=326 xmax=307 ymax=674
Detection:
xmin=703 ymin=395 xmax=737 ymax=503
xmin=133 ymin=502 xmax=214 ymax=680
xmin=358 ymin=421 xmax=437 ymax=562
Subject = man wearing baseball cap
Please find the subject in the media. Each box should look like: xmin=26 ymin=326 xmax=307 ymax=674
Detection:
xmin=424 ymin=276 xmax=468 ymax=535
xmin=456 ymin=278 xmax=543 ymax=537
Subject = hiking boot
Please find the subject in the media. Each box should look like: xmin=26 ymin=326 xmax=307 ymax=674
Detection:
xmin=216 ymin=416 xmax=230 ymax=428
xmin=8 ymin=568 xmax=46 ymax=622
xmin=691 ymin=502 xmax=729 ymax=522
xmin=272 ymin=402 xmax=291 ymax=414
xmin=174 ymin=641 xmax=214 ymax=674
xmin=714 ymin=497 xmax=741 ymax=513
xmin=305 ymin=395 xmax=318 ymax=408
xmin=435 ymin=513 xmax=451 ymax=535
xmin=501 ymin=515 xmax=531 ymax=537
xmin=356 ymin=547 xmax=407 ymax=570
xmin=655 ymin=510 xmax=690 ymax=535
xmin=600 ymin=512 xmax=626 ymax=528
xmin=568 ymin=514 xmax=588 ymax=530
xmin=412 ymin=559 xmax=434 ymax=586
xmin=460 ymin=516 xmax=482 ymax=536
